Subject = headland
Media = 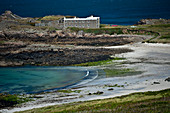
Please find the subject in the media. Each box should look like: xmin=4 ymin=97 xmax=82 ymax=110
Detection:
xmin=0 ymin=11 xmax=170 ymax=113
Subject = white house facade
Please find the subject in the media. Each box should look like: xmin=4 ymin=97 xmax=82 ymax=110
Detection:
xmin=64 ymin=16 xmax=100 ymax=28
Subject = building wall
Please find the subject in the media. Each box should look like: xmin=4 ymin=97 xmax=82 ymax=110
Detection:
xmin=64 ymin=19 xmax=100 ymax=28
xmin=48 ymin=20 xmax=64 ymax=29
xmin=35 ymin=17 xmax=100 ymax=29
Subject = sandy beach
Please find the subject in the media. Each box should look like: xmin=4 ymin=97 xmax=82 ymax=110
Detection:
xmin=1 ymin=42 xmax=170 ymax=113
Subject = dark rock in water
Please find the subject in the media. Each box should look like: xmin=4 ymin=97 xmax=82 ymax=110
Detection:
xmin=165 ymin=77 xmax=170 ymax=82
xmin=93 ymin=91 xmax=104 ymax=95
xmin=88 ymin=93 xmax=92 ymax=95
xmin=108 ymin=88 xmax=114 ymax=91
xmin=153 ymin=82 xmax=160 ymax=84
xmin=88 ymin=91 xmax=104 ymax=95
xmin=33 ymin=95 xmax=44 ymax=98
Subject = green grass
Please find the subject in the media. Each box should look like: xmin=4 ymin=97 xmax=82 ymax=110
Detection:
xmin=69 ymin=23 xmax=170 ymax=43
xmin=17 ymin=89 xmax=170 ymax=113
xmin=139 ymin=24 xmax=170 ymax=43
xmin=41 ymin=16 xmax=64 ymax=20
xmin=73 ymin=57 xmax=125 ymax=66
xmin=149 ymin=24 xmax=170 ymax=28
xmin=104 ymin=68 xmax=131 ymax=76
xmin=103 ymin=68 xmax=142 ymax=77
xmin=160 ymin=35 xmax=170 ymax=39
xmin=69 ymin=27 xmax=124 ymax=35
xmin=0 ymin=94 xmax=31 ymax=108
xmin=57 ymin=89 xmax=81 ymax=93
xmin=73 ymin=59 xmax=113 ymax=66
xmin=0 ymin=41 xmax=5 ymax=44
xmin=105 ymin=84 xmax=124 ymax=87
xmin=41 ymin=15 xmax=75 ymax=21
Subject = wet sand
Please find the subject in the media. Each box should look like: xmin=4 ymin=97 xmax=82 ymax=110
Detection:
xmin=1 ymin=43 xmax=170 ymax=113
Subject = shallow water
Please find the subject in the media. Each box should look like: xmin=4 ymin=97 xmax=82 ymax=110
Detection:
xmin=0 ymin=66 xmax=98 ymax=94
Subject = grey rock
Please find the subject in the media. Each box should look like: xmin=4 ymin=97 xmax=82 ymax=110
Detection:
xmin=153 ymin=82 xmax=160 ymax=84
xmin=165 ymin=77 xmax=170 ymax=82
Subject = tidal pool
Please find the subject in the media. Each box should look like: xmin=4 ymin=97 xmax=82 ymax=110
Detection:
xmin=0 ymin=66 xmax=98 ymax=94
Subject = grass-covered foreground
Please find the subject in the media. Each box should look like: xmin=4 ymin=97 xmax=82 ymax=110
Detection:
xmin=17 ymin=89 xmax=170 ymax=113
xmin=0 ymin=94 xmax=31 ymax=108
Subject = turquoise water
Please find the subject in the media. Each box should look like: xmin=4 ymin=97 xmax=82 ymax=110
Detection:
xmin=0 ymin=66 xmax=97 ymax=94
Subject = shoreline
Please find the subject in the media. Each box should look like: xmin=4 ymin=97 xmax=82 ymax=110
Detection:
xmin=1 ymin=42 xmax=170 ymax=113
xmin=2 ymin=77 xmax=170 ymax=113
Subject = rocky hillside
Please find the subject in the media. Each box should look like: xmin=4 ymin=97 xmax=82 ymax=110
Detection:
xmin=0 ymin=10 xmax=22 ymax=20
xmin=0 ymin=29 xmax=152 ymax=46
xmin=137 ymin=19 xmax=170 ymax=25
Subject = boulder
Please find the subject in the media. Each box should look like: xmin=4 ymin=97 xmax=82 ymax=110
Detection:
xmin=153 ymin=82 xmax=160 ymax=84
xmin=165 ymin=77 xmax=170 ymax=82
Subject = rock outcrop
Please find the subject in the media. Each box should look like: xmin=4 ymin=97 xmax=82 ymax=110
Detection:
xmin=0 ymin=30 xmax=151 ymax=46
xmin=0 ymin=10 xmax=22 ymax=20
xmin=0 ymin=43 xmax=132 ymax=66
xmin=137 ymin=19 xmax=170 ymax=25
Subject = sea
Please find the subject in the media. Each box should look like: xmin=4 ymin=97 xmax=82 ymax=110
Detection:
xmin=0 ymin=0 xmax=170 ymax=25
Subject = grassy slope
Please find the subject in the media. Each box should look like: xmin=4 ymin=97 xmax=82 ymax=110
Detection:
xmin=141 ymin=24 xmax=170 ymax=43
xmin=69 ymin=24 xmax=170 ymax=43
xmin=17 ymin=89 xmax=170 ymax=113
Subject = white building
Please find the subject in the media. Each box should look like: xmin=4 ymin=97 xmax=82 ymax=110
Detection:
xmin=64 ymin=16 xmax=100 ymax=28
xmin=36 ymin=15 xmax=100 ymax=29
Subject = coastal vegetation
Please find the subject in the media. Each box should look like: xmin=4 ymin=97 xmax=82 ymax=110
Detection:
xmin=57 ymin=89 xmax=81 ymax=93
xmin=73 ymin=57 xmax=141 ymax=78
xmin=17 ymin=89 xmax=170 ymax=113
xmin=105 ymin=84 xmax=124 ymax=88
xmin=40 ymin=15 xmax=75 ymax=21
xmin=69 ymin=23 xmax=170 ymax=43
xmin=140 ymin=24 xmax=170 ymax=43
xmin=0 ymin=94 xmax=31 ymax=108
xmin=0 ymin=41 xmax=5 ymax=44
xmin=41 ymin=16 xmax=64 ymax=21
xmin=69 ymin=27 xmax=123 ymax=35
xmin=73 ymin=58 xmax=123 ymax=66
xmin=103 ymin=68 xmax=142 ymax=77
